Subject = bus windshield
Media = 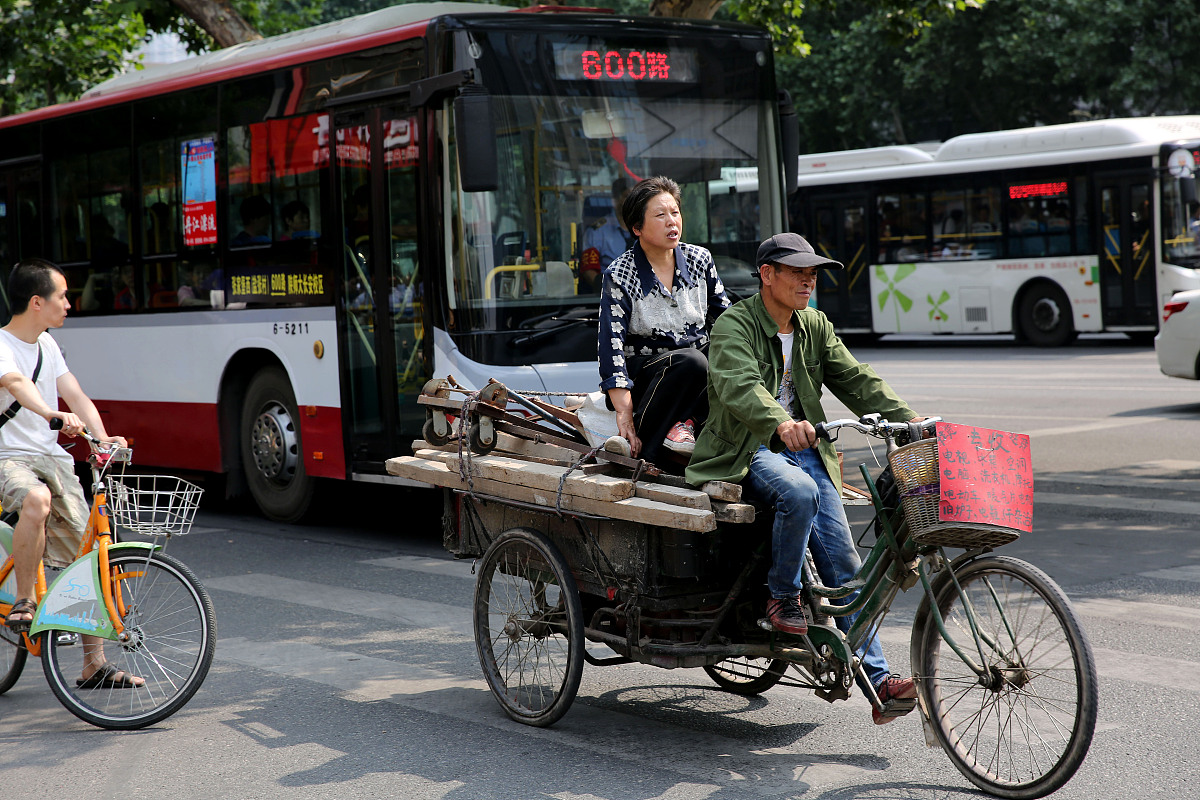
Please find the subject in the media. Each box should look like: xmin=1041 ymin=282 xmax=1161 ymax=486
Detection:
xmin=1161 ymin=144 xmax=1200 ymax=270
xmin=443 ymin=21 xmax=779 ymax=366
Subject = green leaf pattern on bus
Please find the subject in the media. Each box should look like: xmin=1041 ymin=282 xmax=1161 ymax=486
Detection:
xmin=928 ymin=290 xmax=951 ymax=321
xmin=876 ymin=264 xmax=915 ymax=328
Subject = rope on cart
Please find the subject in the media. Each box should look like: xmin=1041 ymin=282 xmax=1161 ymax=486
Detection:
xmin=555 ymin=443 xmax=603 ymax=515
xmin=455 ymin=389 xmax=483 ymax=502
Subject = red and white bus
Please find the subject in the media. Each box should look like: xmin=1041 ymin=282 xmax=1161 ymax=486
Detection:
xmin=0 ymin=3 xmax=792 ymax=521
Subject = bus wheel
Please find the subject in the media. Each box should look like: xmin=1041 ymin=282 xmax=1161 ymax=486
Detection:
xmin=1017 ymin=283 xmax=1076 ymax=347
xmin=241 ymin=367 xmax=314 ymax=522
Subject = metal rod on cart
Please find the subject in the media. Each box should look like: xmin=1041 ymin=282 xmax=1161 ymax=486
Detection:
xmin=504 ymin=389 xmax=585 ymax=441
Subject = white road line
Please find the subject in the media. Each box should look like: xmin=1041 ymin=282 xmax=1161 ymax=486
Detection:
xmin=362 ymin=554 xmax=476 ymax=580
xmin=1140 ymin=564 xmax=1200 ymax=583
xmin=1070 ymin=597 xmax=1200 ymax=631
xmin=1034 ymin=492 xmax=1200 ymax=516
xmin=204 ymin=573 xmax=472 ymax=636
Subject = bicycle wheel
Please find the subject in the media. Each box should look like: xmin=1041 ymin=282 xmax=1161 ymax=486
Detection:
xmin=0 ymin=625 xmax=28 ymax=694
xmin=42 ymin=550 xmax=217 ymax=730
xmin=913 ymin=555 xmax=1097 ymax=799
xmin=474 ymin=527 xmax=583 ymax=727
xmin=704 ymin=657 xmax=789 ymax=695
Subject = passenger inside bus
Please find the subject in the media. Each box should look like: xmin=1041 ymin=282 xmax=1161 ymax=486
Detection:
xmin=579 ymin=177 xmax=632 ymax=292
xmin=280 ymin=200 xmax=319 ymax=240
xmin=231 ymin=195 xmax=272 ymax=247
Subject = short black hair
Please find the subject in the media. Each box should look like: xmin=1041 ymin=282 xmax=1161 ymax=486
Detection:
xmin=8 ymin=258 xmax=65 ymax=315
xmin=621 ymin=176 xmax=681 ymax=235
xmin=282 ymin=200 xmax=309 ymax=224
xmin=239 ymin=194 xmax=272 ymax=225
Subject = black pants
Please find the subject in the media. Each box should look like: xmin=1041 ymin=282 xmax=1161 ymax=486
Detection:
xmin=624 ymin=347 xmax=709 ymax=466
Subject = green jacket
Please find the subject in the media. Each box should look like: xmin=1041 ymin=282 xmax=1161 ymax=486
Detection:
xmin=685 ymin=293 xmax=915 ymax=493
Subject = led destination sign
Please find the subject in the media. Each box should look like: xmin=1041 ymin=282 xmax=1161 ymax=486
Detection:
xmin=553 ymin=43 xmax=698 ymax=83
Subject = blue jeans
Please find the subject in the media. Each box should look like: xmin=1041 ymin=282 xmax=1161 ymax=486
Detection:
xmin=745 ymin=445 xmax=891 ymax=688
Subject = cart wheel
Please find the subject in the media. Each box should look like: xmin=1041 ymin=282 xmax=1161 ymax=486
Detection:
xmin=912 ymin=555 xmax=1097 ymax=799
xmin=468 ymin=422 xmax=496 ymax=455
xmin=474 ymin=527 xmax=584 ymax=727
xmin=703 ymin=657 xmax=789 ymax=695
xmin=423 ymin=416 xmax=451 ymax=446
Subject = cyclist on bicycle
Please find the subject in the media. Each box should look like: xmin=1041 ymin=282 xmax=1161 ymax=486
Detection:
xmin=686 ymin=233 xmax=924 ymax=724
xmin=0 ymin=258 xmax=142 ymax=688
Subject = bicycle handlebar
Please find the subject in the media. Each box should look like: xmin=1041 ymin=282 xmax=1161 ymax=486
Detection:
xmin=814 ymin=414 xmax=942 ymax=446
xmin=48 ymin=419 xmax=132 ymax=462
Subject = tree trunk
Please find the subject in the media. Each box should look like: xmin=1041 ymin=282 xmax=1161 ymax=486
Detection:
xmin=648 ymin=0 xmax=724 ymax=19
xmin=171 ymin=0 xmax=262 ymax=48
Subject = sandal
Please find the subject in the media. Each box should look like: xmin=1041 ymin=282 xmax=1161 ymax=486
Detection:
xmin=4 ymin=598 xmax=36 ymax=633
xmin=76 ymin=662 xmax=143 ymax=689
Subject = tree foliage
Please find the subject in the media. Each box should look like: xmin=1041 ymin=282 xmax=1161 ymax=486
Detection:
xmin=778 ymin=0 xmax=1200 ymax=153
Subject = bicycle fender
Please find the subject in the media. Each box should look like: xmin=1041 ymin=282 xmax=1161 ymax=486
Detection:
xmin=29 ymin=542 xmax=158 ymax=639
xmin=0 ymin=520 xmax=14 ymax=605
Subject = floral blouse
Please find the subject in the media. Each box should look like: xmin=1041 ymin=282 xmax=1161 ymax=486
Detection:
xmin=598 ymin=241 xmax=731 ymax=392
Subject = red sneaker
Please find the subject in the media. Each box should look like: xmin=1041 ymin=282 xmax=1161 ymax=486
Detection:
xmin=765 ymin=596 xmax=808 ymax=636
xmin=662 ymin=419 xmax=696 ymax=455
xmin=872 ymin=675 xmax=918 ymax=725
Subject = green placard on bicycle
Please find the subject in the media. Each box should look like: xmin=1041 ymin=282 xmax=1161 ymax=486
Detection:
xmin=29 ymin=553 xmax=114 ymax=638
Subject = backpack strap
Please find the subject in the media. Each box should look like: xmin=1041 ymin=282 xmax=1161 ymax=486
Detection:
xmin=0 ymin=344 xmax=44 ymax=430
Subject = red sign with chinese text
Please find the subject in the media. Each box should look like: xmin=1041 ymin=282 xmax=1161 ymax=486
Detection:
xmin=936 ymin=422 xmax=1034 ymax=532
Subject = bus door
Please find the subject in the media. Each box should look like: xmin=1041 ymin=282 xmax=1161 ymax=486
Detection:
xmin=333 ymin=103 xmax=428 ymax=472
xmin=805 ymin=193 xmax=872 ymax=331
xmin=1096 ymin=172 xmax=1157 ymax=329
xmin=0 ymin=159 xmax=42 ymax=315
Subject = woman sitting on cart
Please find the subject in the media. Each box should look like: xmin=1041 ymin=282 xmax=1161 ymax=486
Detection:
xmin=596 ymin=175 xmax=731 ymax=466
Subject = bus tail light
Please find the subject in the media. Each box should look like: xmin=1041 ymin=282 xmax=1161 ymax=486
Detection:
xmin=1164 ymin=299 xmax=1189 ymax=321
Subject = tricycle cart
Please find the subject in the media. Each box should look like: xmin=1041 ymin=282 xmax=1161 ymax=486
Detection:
xmin=387 ymin=378 xmax=1097 ymax=800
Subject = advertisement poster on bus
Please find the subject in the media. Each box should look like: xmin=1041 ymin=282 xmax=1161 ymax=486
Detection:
xmin=181 ymin=137 xmax=218 ymax=246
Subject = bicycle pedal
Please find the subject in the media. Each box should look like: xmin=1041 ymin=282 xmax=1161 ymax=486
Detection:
xmin=56 ymin=632 xmax=80 ymax=646
xmin=877 ymin=697 xmax=917 ymax=719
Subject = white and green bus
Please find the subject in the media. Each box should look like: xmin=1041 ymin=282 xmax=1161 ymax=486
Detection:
xmin=790 ymin=116 xmax=1200 ymax=345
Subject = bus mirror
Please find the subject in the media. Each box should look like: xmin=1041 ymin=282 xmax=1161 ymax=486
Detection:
xmin=454 ymin=87 xmax=498 ymax=193
xmin=778 ymin=90 xmax=799 ymax=196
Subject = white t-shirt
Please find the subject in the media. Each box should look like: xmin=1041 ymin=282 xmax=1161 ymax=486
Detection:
xmin=0 ymin=330 xmax=71 ymax=462
xmin=776 ymin=330 xmax=797 ymax=418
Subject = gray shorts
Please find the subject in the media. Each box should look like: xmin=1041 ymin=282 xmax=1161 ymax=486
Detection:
xmin=0 ymin=455 xmax=89 ymax=569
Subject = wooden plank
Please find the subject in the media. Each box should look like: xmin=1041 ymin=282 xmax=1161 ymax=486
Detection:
xmin=386 ymin=456 xmax=716 ymax=532
xmin=411 ymin=434 xmax=599 ymax=470
xmin=698 ymin=480 xmax=742 ymax=503
xmin=841 ymin=483 xmax=873 ymax=507
xmin=712 ymin=501 xmax=755 ymax=524
xmin=634 ymin=481 xmax=711 ymax=510
xmin=416 ymin=448 xmax=635 ymax=503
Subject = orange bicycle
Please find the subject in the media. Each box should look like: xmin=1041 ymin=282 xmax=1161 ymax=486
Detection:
xmin=0 ymin=425 xmax=215 ymax=729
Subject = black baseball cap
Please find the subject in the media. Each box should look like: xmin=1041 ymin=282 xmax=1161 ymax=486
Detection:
xmin=755 ymin=232 xmax=844 ymax=270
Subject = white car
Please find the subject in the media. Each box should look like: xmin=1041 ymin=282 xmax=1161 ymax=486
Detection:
xmin=1156 ymin=289 xmax=1200 ymax=379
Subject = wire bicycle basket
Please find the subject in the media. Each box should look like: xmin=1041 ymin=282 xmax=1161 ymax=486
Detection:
xmin=107 ymin=475 xmax=204 ymax=537
xmin=888 ymin=439 xmax=1021 ymax=549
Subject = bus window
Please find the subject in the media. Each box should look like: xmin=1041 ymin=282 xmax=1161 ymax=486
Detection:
xmin=877 ymin=190 xmax=928 ymax=263
xmin=965 ymin=189 xmax=1001 ymax=259
xmin=1006 ymin=179 xmax=1069 ymax=258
